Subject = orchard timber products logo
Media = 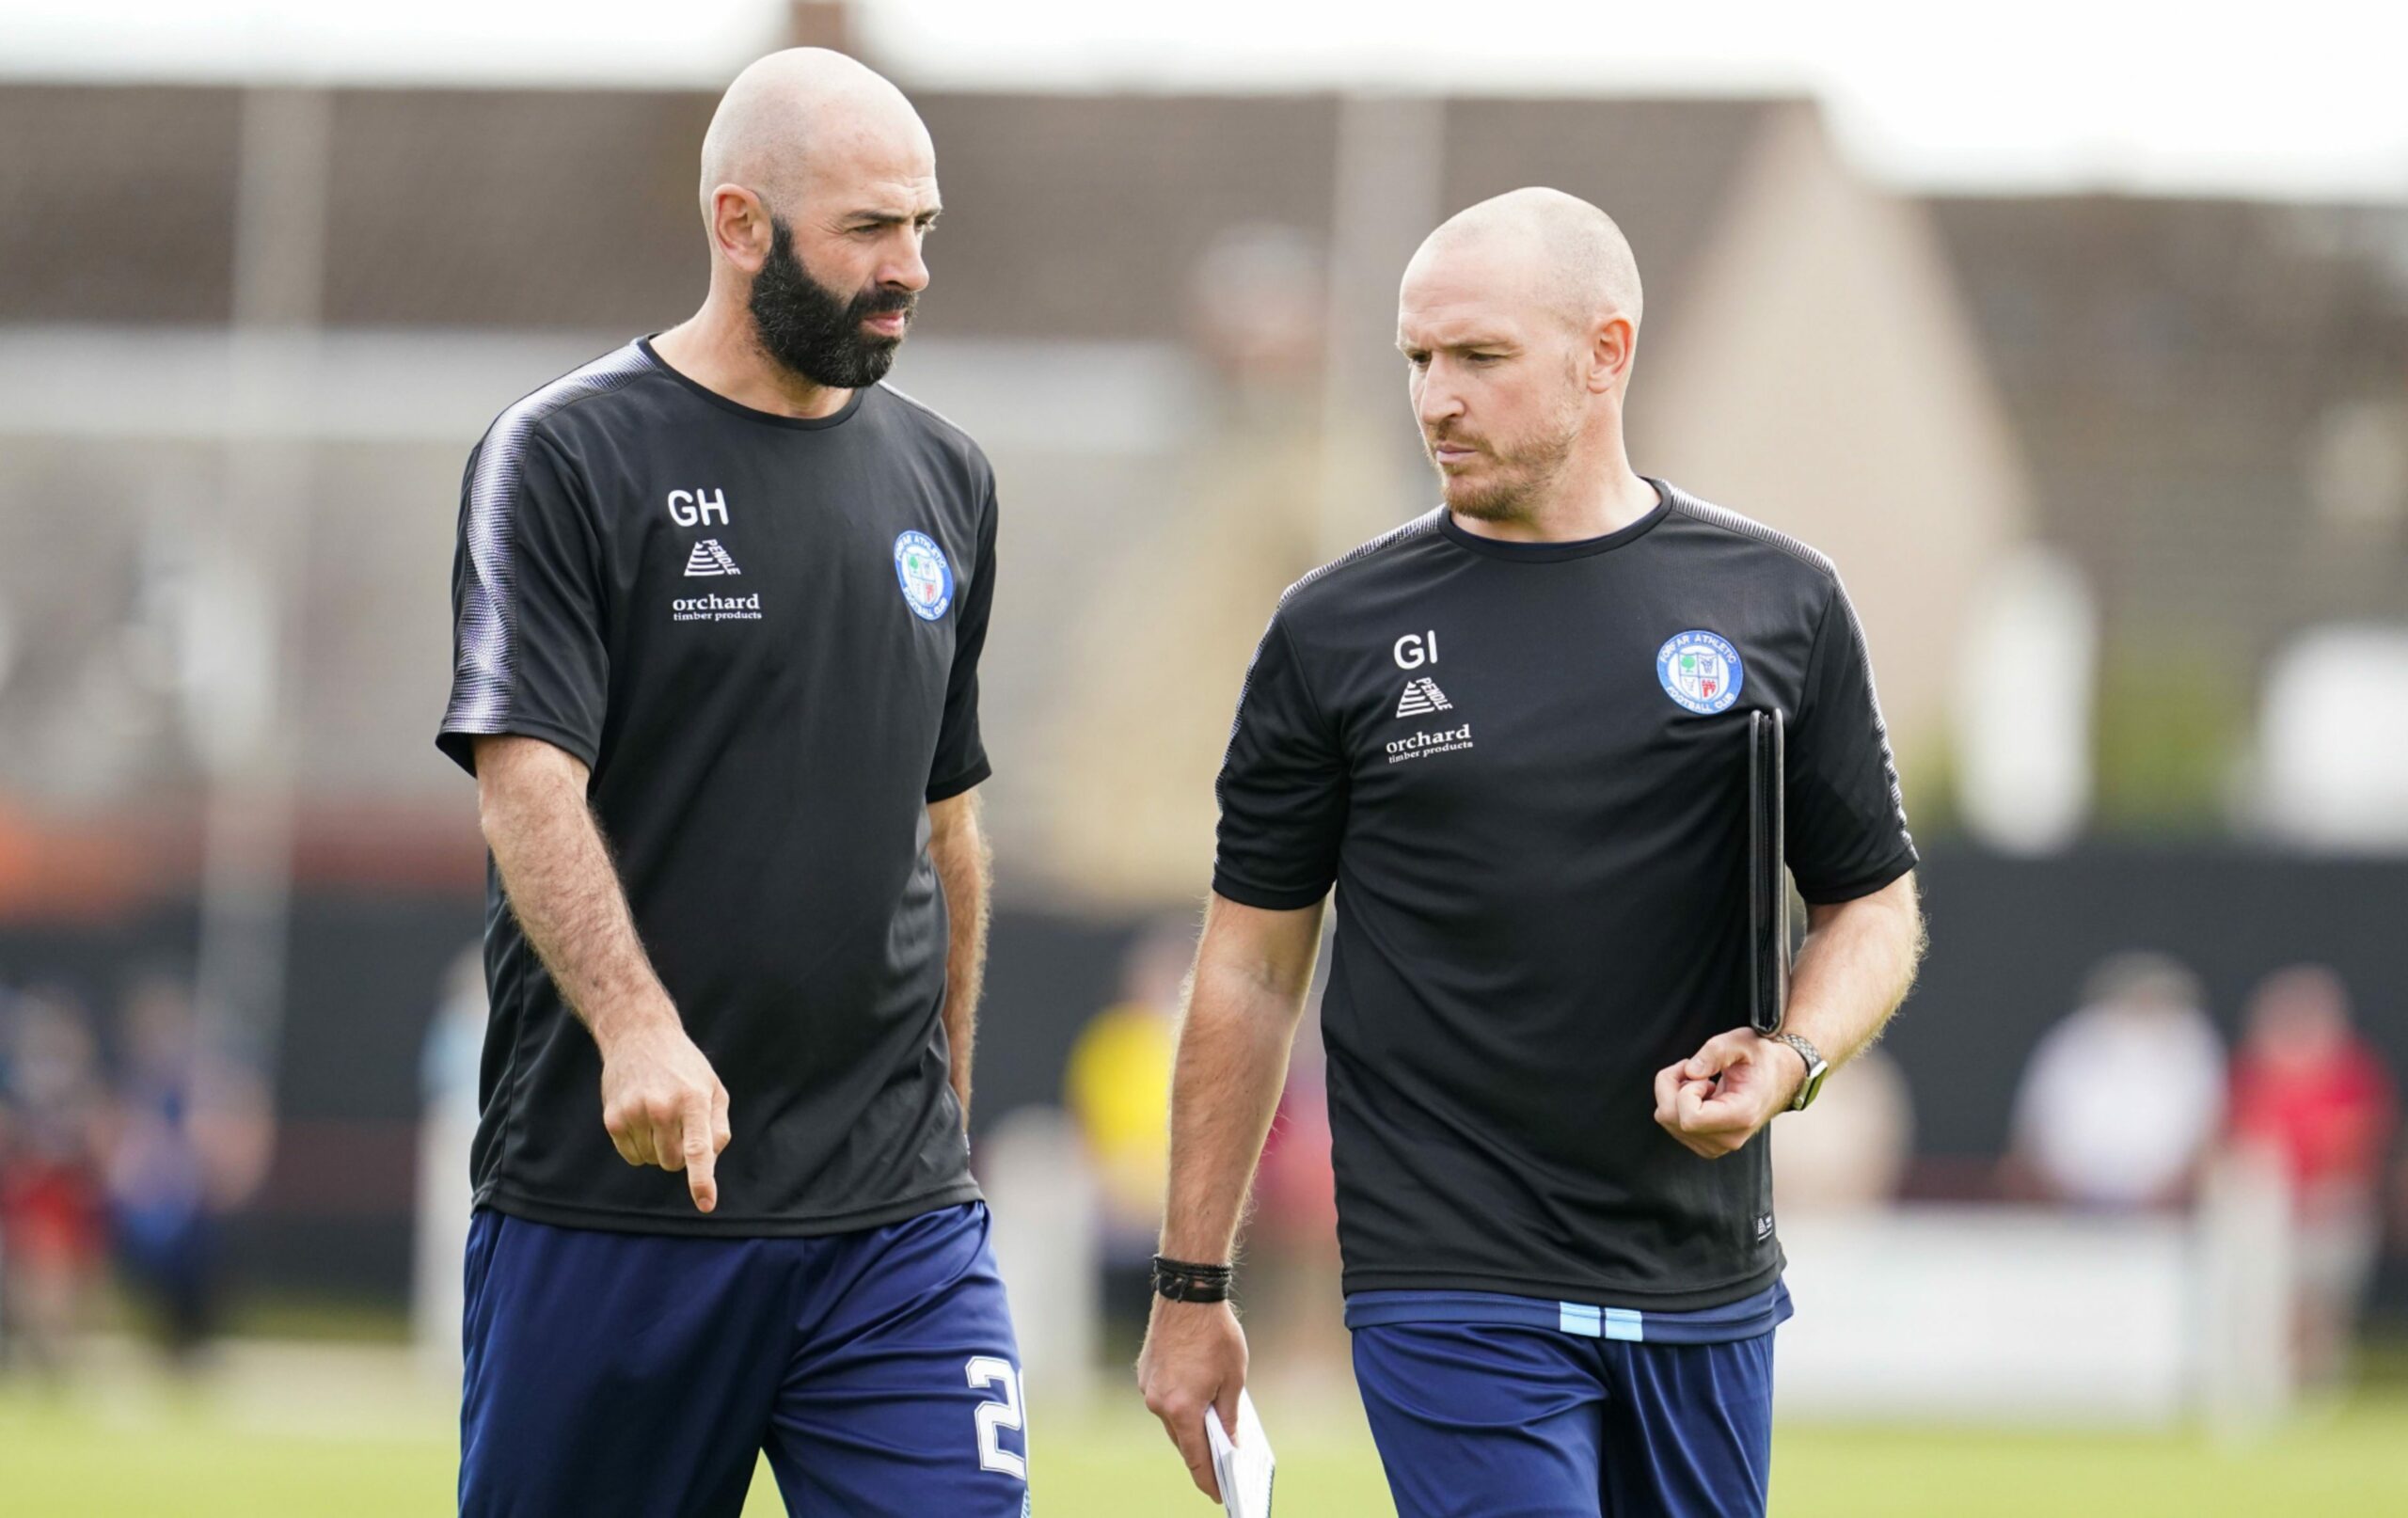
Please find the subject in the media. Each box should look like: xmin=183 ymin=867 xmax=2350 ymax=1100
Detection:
xmin=1386 ymin=723 xmax=1474 ymax=765
xmin=894 ymin=530 xmax=954 ymax=621
xmin=1656 ymin=629 xmax=1744 ymax=715
xmin=672 ymin=591 xmax=762 ymax=623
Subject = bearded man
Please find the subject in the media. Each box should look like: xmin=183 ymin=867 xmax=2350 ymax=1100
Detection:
xmin=436 ymin=49 xmax=1022 ymax=1517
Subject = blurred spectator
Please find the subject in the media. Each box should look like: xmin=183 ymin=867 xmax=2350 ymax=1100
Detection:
xmin=2006 ymin=953 xmax=2226 ymax=1210
xmin=2226 ymin=964 xmax=2400 ymax=1387
xmin=1245 ymin=1010 xmax=1348 ymax=1381
xmin=1064 ymin=918 xmax=1191 ymax=1336
xmin=1255 ymin=1026 xmax=1339 ymax=1247
xmin=1772 ymin=1045 xmax=1916 ymax=1214
xmin=0 ymin=991 xmax=10 ymax=1356
xmin=1065 ymin=919 xmax=1191 ymax=1238
xmin=102 ymin=975 xmax=272 ymax=1368
xmin=0 ymin=987 xmax=107 ymax=1381
xmin=414 ymin=944 xmax=488 ymax=1380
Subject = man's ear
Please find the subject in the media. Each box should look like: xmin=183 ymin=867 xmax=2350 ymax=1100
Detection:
xmin=1589 ymin=313 xmax=1637 ymax=395
xmin=708 ymin=185 xmax=774 ymax=275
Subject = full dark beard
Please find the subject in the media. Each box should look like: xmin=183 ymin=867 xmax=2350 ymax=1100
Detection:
xmin=748 ymin=215 xmax=916 ymax=388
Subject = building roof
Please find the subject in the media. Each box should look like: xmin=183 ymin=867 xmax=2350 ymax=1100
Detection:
xmin=0 ymin=81 xmax=1807 ymax=839
xmin=0 ymin=85 xmax=241 ymax=323
xmin=1928 ymin=194 xmax=2408 ymax=670
xmin=0 ymin=83 xmax=1783 ymax=340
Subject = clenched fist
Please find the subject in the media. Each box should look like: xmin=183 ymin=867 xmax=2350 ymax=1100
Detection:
xmin=1652 ymin=1027 xmax=1805 ymax=1161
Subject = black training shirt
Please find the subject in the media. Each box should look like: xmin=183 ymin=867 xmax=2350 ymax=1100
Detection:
xmin=1213 ymin=482 xmax=1914 ymax=1308
xmin=438 ymin=339 xmax=994 ymax=1236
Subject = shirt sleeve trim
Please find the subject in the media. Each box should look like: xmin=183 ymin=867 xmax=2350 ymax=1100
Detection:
xmin=436 ymin=718 xmax=601 ymax=778
xmin=1795 ymin=845 xmax=1918 ymax=907
xmin=445 ymin=354 xmax=640 ymax=750
xmin=1210 ymin=874 xmax=1332 ymax=911
xmin=925 ymin=757 xmax=992 ymax=804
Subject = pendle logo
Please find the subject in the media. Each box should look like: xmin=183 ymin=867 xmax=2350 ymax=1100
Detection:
xmin=1395 ymin=676 xmax=1452 ymax=718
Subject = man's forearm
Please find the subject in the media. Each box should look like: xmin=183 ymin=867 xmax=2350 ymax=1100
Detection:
xmin=929 ymin=792 xmax=992 ymax=1124
xmin=1159 ymin=902 xmax=1324 ymax=1263
xmin=1782 ymin=873 xmax=1924 ymax=1070
xmin=478 ymin=738 xmax=673 ymax=1048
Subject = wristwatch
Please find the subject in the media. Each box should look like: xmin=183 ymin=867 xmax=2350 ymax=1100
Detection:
xmin=1769 ymin=1032 xmax=1830 ymax=1112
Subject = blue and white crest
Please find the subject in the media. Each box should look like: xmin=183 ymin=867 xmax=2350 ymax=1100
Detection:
xmin=893 ymin=530 xmax=954 ymax=621
xmin=1656 ymin=629 xmax=1744 ymax=715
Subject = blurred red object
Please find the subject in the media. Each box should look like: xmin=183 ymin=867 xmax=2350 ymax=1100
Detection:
xmin=0 ymin=1158 xmax=104 ymax=1270
xmin=2227 ymin=965 xmax=2400 ymax=1215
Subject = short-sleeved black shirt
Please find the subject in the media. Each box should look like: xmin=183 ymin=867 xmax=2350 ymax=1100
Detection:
xmin=1213 ymin=482 xmax=1915 ymax=1308
xmin=437 ymin=339 xmax=995 ymax=1236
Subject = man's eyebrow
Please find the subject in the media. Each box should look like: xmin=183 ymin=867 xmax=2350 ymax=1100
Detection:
xmin=1396 ymin=334 xmax=1515 ymax=353
xmin=845 ymin=207 xmax=943 ymax=226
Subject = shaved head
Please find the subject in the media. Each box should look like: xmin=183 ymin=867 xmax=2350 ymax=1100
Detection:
xmin=683 ymin=48 xmax=941 ymax=393
xmin=1396 ymin=188 xmax=1649 ymax=527
xmin=1410 ymin=187 xmax=1642 ymax=334
xmin=698 ymin=47 xmax=930 ymax=214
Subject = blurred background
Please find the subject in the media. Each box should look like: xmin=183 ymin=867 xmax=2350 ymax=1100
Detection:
xmin=4 ymin=2 xmax=2408 ymax=1513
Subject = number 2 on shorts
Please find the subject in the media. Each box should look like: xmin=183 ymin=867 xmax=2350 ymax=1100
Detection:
xmin=966 ymin=1356 xmax=1027 ymax=1479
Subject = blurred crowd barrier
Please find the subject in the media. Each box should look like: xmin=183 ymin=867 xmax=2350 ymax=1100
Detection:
xmin=1773 ymin=1161 xmax=2290 ymax=1433
xmin=372 ymin=861 xmax=2404 ymax=1433
xmin=9 ymin=839 xmax=2408 ymax=1428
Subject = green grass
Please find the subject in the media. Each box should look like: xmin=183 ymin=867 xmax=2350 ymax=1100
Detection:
xmin=1771 ymin=1401 xmax=2408 ymax=1518
xmin=5 ymin=1366 xmax=2407 ymax=1516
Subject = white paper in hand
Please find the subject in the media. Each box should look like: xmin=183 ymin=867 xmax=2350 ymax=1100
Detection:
xmin=1205 ymin=1389 xmax=1275 ymax=1518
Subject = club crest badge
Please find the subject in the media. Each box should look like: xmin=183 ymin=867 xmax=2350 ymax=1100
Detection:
xmin=1656 ymin=629 xmax=1744 ymax=715
xmin=893 ymin=530 xmax=954 ymax=621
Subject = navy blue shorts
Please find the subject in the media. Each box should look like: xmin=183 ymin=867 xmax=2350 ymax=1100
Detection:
xmin=1349 ymin=1286 xmax=1784 ymax=1518
xmin=459 ymin=1202 xmax=1029 ymax=1517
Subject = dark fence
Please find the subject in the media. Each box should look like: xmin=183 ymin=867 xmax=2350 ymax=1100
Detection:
xmin=5 ymin=846 xmax=2404 ymax=1313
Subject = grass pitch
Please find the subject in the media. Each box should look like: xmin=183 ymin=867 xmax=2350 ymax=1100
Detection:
xmin=4 ymin=1347 xmax=2405 ymax=1516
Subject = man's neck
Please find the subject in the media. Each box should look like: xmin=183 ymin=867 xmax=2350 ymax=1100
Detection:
xmin=1450 ymin=457 xmax=1658 ymax=545
xmin=650 ymin=303 xmax=855 ymax=420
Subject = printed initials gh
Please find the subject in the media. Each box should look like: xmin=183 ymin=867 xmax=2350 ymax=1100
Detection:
xmin=667 ymin=488 xmax=729 ymax=527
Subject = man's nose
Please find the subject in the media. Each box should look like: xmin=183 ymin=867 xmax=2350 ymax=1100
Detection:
xmin=885 ymin=235 xmax=930 ymax=293
xmin=1417 ymin=371 xmax=1465 ymax=429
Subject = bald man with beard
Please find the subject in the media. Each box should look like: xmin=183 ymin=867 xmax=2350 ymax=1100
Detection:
xmin=1136 ymin=189 xmax=1925 ymax=1517
xmin=438 ymin=50 xmax=1023 ymax=1516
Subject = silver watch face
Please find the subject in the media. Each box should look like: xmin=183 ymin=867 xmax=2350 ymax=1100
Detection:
xmin=1781 ymin=1036 xmax=1826 ymax=1109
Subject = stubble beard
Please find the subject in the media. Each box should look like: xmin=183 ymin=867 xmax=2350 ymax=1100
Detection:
xmin=1431 ymin=419 xmax=1578 ymax=524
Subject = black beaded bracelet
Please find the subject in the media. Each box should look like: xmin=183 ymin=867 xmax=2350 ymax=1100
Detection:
xmin=1150 ymin=1255 xmax=1235 ymax=1303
